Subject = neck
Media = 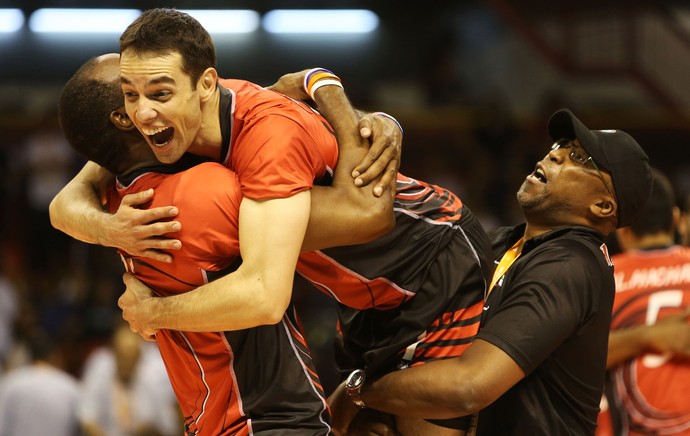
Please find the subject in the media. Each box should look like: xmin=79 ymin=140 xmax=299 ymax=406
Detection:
xmin=523 ymin=223 xmax=547 ymax=240
xmin=631 ymin=232 xmax=675 ymax=249
xmin=190 ymin=86 xmax=223 ymax=161
xmin=523 ymin=221 xmax=605 ymax=241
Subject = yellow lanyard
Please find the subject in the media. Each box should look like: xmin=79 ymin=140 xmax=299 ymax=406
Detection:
xmin=488 ymin=237 xmax=525 ymax=296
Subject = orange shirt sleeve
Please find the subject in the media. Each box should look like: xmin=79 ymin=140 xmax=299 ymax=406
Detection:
xmin=231 ymin=114 xmax=335 ymax=199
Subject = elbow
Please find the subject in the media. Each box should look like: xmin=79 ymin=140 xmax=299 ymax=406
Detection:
xmin=253 ymin=283 xmax=292 ymax=326
xmin=349 ymin=191 xmax=396 ymax=242
xmin=48 ymin=195 xmax=63 ymax=230
xmin=365 ymin=202 xmax=395 ymax=240
xmin=439 ymin=378 xmax=495 ymax=417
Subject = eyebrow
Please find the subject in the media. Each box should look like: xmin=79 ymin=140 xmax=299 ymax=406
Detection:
xmin=120 ymin=76 xmax=177 ymax=86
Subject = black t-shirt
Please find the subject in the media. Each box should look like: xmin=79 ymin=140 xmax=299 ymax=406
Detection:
xmin=476 ymin=224 xmax=615 ymax=436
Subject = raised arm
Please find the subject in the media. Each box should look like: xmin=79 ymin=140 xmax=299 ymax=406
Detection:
xmin=268 ymin=68 xmax=397 ymax=251
xmin=49 ymin=161 xmax=182 ymax=262
xmin=304 ymin=81 xmax=396 ymax=250
xmin=267 ymin=68 xmax=403 ymax=197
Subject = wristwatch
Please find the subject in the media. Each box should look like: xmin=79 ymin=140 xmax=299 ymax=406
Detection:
xmin=345 ymin=369 xmax=367 ymax=408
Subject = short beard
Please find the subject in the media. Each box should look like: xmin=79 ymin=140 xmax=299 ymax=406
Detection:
xmin=516 ymin=181 xmax=541 ymax=211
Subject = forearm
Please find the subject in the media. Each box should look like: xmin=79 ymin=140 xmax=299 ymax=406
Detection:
xmin=362 ymin=359 xmax=481 ymax=419
xmin=49 ymin=161 xmax=114 ymax=246
xmin=135 ymin=194 xmax=310 ymax=332
xmin=607 ymin=325 xmax=654 ymax=368
xmin=359 ymin=339 xmax=522 ymax=419
xmin=302 ymin=82 xmax=395 ymax=251
xmin=314 ymin=85 xmax=368 ymax=182
xmin=143 ymin=266 xmax=290 ymax=331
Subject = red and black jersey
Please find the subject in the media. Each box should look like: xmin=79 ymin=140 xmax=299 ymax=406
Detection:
xmin=297 ymin=173 xmax=493 ymax=378
xmin=213 ymin=81 xmax=491 ymax=379
xmin=107 ymin=162 xmax=331 ymax=436
xmin=216 ymin=79 xmax=338 ymax=198
xmin=597 ymin=245 xmax=690 ymax=436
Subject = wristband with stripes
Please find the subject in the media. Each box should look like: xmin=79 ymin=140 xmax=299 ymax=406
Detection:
xmin=304 ymin=68 xmax=343 ymax=100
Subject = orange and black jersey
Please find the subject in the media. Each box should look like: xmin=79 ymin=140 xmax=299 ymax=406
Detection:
xmin=107 ymin=162 xmax=331 ymax=436
xmin=216 ymin=79 xmax=337 ymax=199
xmin=297 ymin=174 xmax=493 ymax=378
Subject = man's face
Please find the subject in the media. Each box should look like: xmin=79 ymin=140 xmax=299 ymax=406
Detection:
xmin=517 ymin=139 xmax=615 ymax=223
xmin=120 ymin=50 xmax=202 ymax=164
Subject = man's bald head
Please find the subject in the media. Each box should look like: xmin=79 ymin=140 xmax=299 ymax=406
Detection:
xmin=59 ymin=53 xmax=142 ymax=174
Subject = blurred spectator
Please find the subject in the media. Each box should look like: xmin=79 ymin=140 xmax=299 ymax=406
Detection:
xmin=79 ymin=322 xmax=180 ymax=436
xmin=597 ymin=168 xmax=690 ymax=435
xmin=0 ymin=270 xmax=18 ymax=371
xmin=0 ymin=327 xmax=81 ymax=436
xmin=14 ymin=113 xmax=76 ymax=269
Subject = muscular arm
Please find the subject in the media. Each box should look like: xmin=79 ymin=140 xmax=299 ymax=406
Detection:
xmin=49 ymin=161 xmax=113 ymax=245
xmin=361 ymin=339 xmax=524 ymax=419
xmin=303 ymin=84 xmax=396 ymax=251
xmin=49 ymin=161 xmax=183 ymax=262
xmin=125 ymin=191 xmax=311 ymax=331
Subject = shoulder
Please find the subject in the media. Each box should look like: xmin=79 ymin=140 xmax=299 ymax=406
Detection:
xmin=176 ymin=162 xmax=240 ymax=197
xmin=516 ymin=232 xmax=614 ymax=297
xmin=534 ymin=229 xmax=611 ymax=269
xmin=173 ymin=163 xmax=242 ymax=228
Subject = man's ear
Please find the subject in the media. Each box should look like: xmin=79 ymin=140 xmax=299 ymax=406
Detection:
xmin=590 ymin=198 xmax=617 ymax=222
xmin=109 ymin=108 xmax=136 ymax=131
xmin=198 ymin=67 xmax=218 ymax=102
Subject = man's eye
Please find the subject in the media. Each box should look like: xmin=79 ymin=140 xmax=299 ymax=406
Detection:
xmin=570 ymin=151 xmax=587 ymax=164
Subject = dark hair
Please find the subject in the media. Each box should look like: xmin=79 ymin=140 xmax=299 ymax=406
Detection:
xmin=58 ymin=57 xmax=134 ymax=174
xmin=628 ymin=168 xmax=676 ymax=236
xmin=119 ymin=8 xmax=216 ymax=87
xmin=24 ymin=328 xmax=54 ymax=362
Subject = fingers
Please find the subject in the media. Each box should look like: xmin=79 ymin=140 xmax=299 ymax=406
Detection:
xmin=352 ymin=147 xmax=385 ymax=186
xmin=121 ymin=272 xmax=135 ymax=288
xmin=120 ymin=189 xmax=155 ymax=207
xmin=119 ymin=273 xmax=158 ymax=341
xmin=358 ymin=115 xmax=374 ymax=139
xmin=354 ymin=162 xmax=397 ymax=197
xmin=140 ymin=249 xmax=175 ymax=264
xmin=133 ymin=220 xmax=182 ymax=240
xmin=374 ymin=161 xmax=399 ymax=197
xmin=127 ymin=205 xmax=180 ymax=226
xmin=266 ymin=70 xmax=311 ymax=101
xmin=353 ymin=113 xmax=401 ymax=194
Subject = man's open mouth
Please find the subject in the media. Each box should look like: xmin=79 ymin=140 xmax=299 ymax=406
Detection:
xmin=533 ymin=167 xmax=546 ymax=183
xmin=146 ymin=126 xmax=174 ymax=147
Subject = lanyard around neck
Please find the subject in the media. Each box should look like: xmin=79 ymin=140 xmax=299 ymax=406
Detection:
xmin=488 ymin=237 xmax=525 ymax=297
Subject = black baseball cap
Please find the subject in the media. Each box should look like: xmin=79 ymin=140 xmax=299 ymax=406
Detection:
xmin=547 ymin=108 xmax=652 ymax=228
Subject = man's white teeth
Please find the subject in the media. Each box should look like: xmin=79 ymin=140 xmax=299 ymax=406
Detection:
xmin=535 ymin=169 xmax=546 ymax=183
xmin=143 ymin=126 xmax=169 ymax=135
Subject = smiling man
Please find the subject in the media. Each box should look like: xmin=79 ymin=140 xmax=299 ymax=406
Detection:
xmin=328 ymin=109 xmax=654 ymax=436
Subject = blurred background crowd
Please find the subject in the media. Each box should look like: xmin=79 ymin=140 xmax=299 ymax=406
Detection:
xmin=0 ymin=1 xmax=688 ymax=434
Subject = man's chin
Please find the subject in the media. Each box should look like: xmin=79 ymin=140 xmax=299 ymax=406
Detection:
xmin=153 ymin=150 xmax=181 ymax=164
